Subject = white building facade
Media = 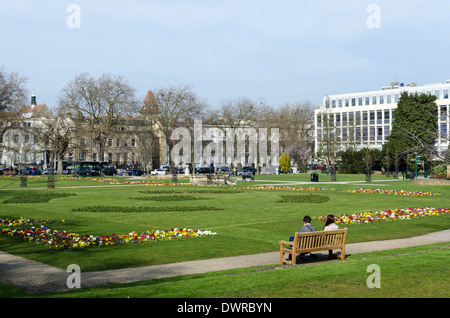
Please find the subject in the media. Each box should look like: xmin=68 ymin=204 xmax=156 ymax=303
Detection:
xmin=314 ymin=80 xmax=450 ymax=156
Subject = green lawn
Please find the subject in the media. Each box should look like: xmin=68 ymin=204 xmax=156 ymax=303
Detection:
xmin=0 ymin=173 xmax=449 ymax=297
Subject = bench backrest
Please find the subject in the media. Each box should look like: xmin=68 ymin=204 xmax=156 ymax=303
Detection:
xmin=293 ymin=228 xmax=347 ymax=251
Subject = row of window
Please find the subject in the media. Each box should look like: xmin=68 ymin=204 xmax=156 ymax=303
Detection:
xmin=325 ymin=89 xmax=450 ymax=109
xmin=78 ymin=152 xmax=138 ymax=164
xmin=316 ymin=110 xmax=393 ymax=127
xmin=317 ymin=105 xmax=450 ymax=128
xmin=317 ymin=123 xmax=450 ymax=142
xmin=80 ymin=138 xmax=137 ymax=148
xmin=317 ymin=126 xmax=390 ymax=142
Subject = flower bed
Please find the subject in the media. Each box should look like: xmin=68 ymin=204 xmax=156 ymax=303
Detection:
xmin=240 ymin=185 xmax=333 ymax=191
xmin=0 ymin=217 xmax=217 ymax=249
xmin=343 ymin=188 xmax=441 ymax=197
xmin=313 ymin=207 xmax=450 ymax=224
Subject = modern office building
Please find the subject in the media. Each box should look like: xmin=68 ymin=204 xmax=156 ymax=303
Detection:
xmin=314 ymin=80 xmax=450 ymax=157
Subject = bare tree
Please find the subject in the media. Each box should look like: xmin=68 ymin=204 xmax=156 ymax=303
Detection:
xmin=277 ymin=101 xmax=315 ymax=171
xmin=315 ymin=109 xmax=338 ymax=169
xmin=153 ymin=85 xmax=207 ymax=167
xmin=58 ymin=73 xmax=139 ymax=161
xmin=0 ymin=66 xmax=29 ymax=145
xmin=34 ymin=110 xmax=78 ymax=174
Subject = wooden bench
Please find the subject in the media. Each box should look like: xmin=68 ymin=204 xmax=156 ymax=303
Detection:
xmin=279 ymin=228 xmax=348 ymax=265
xmin=242 ymin=174 xmax=254 ymax=181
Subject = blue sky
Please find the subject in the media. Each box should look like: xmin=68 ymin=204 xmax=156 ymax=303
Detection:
xmin=2 ymin=0 xmax=450 ymax=111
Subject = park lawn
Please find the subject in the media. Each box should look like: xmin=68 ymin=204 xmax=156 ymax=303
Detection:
xmin=3 ymin=242 xmax=448 ymax=298
xmin=0 ymin=175 xmax=449 ymax=273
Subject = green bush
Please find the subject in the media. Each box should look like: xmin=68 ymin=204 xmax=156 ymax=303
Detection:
xmin=3 ymin=193 xmax=76 ymax=204
xmin=72 ymin=205 xmax=224 ymax=213
xmin=277 ymin=194 xmax=330 ymax=203
xmin=132 ymin=195 xmax=211 ymax=201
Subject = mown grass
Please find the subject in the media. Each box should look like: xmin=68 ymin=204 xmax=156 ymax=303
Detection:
xmin=0 ymin=173 xmax=448 ymax=298
xmin=3 ymin=243 xmax=448 ymax=298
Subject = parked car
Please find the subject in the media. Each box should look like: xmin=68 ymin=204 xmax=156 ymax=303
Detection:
xmin=24 ymin=167 xmax=42 ymax=175
xmin=101 ymin=167 xmax=117 ymax=176
xmin=74 ymin=167 xmax=92 ymax=176
xmin=151 ymin=169 xmax=166 ymax=175
xmin=42 ymin=168 xmax=57 ymax=175
xmin=237 ymin=169 xmax=251 ymax=176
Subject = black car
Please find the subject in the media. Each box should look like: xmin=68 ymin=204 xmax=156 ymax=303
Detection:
xmin=74 ymin=167 xmax=92 ymax=176
xmin=101 ymin=167 xmax=117 ymax=176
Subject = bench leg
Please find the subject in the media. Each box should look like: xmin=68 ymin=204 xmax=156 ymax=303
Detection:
xmin=340 ymin=247 xmax=346 ymax=261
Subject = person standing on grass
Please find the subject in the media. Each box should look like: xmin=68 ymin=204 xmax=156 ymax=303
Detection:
xmin=323 ymin=214 xmax=339 ymax=259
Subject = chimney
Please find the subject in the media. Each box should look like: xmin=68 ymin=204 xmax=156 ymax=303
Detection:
xmin=31 ymin=93 xmax=37 ymax=106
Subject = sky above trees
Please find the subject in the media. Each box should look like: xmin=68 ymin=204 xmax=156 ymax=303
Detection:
xmin=2 ymin=1 xmax=450 ymax=110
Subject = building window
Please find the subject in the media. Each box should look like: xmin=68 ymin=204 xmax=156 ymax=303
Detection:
xmin=441 ymin=106 xmax=447 ymax=121
xmin=370 ymin=111 xmax=375 ymax=125
xmin=316 ymin=114 xmax=321 ymax=128
xmin=355 ymin=127 xmax=361 ymax=141
xmin=370 ymin=127 xmax=375 ymax=141
xmin=338 ymin=99 xmax=342 ymax=107
xmin=351 ymin=98 xmax=356 ymax=107
xmin=384 ymin=110 xmax=390 ymax=124
xmin=443 ymin=89 xmax=449 ymax=99
xmin=394 ymin=94 xmax=400 ymax=103
xmin=80 ymin=152 xmax=86 ymax=161
xmin=92 ymin=153 xmax=97 ymax=162
xmin=358 ymin=97 xmax=363 ymax=106
xmin=108 ymin=153 xmax=113 ymax=164
xmin=372 ymin=96 xmax=377 ymax=105
xmin=335 ymin=113 xmax=340 ymax=126
xmin=331 ymin=100 xmax=336 ymax=108
xmin=377 ymin=127 xmax=383 ymax=141
xmin=342 ymin=113 xmax=347 ymax=126
xmin=387 ymin=95 xmax=392 ymax=104
xmin=345 ymin=99 xmax=349 ymax=107
xmin=356 ymin=112 xmax=361 ymax=125
xmin=441 ymin=124 xmax=448 ymax=138
xmin=365 ymin=97 xmax=370 ymax=106
xmin=80 ymin=138 xmax=86 ymax=147
xmin=384 ymin=126 xmax=390 ymax=139
xmin=379 ymin=95 xmax=384 ymax=104
xmin=116 ymin=139 xmax=121 ymax=147
xmin=377 ymin=110 xmax=382 ymax=125
xmin=24 ymin=134 xmax=29 ymax=144
xmin=131 ymin=139 xmax=136 ymax=147
xmin=93 ymin=139 xmax=97 ymax=147
xmin=108 ymin=139 xmax=113 ymax=147
xmin=317 ymin=129 xmax=322 ymax=142
xmin=348 ymin=112 xmax=354 ymax=125
xmin=362 ymin=111 xmax=368 ymax=125
xmin=13 ymin=134 xmax=19 ymax=144
xmin=435 ymin=90 xmax=440 ymax=99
